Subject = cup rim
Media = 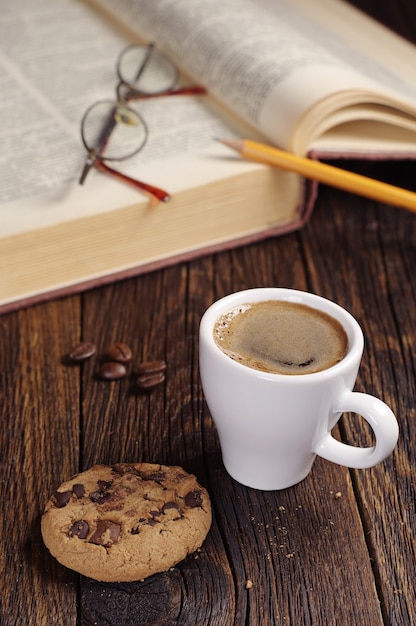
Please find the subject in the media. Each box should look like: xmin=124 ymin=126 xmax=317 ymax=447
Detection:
xmin=200 ymin=288 xmax=364 ymax=380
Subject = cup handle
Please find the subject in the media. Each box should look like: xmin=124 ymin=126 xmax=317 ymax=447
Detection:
xmin=313 ymin=391 xmax=399 ymax=469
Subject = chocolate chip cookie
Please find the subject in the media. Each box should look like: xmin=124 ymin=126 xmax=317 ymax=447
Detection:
xmin=41 ymin=463 xmax=212 ymax=582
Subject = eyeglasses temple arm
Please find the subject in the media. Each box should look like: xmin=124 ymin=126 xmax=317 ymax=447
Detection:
xmin=167 ymin=85 xmax=207 ymax=96
xmin=95 ymin=160 xmax=171 ymax=206
xmin=122 ymin=84 xmax=206 ymax=101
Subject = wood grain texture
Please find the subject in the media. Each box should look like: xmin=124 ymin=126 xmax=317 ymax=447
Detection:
xmin=0 ymin=298 xmax=82 ymax=624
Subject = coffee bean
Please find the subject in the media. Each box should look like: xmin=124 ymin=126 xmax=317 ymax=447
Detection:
xmin=68 ymin=342 xmax=97 ymax=362
xmin=136 ymin=371 xmax=165 ymax=390
xmin=107 ymin=342 xmax=133 ymax=363
xmin=135 ymin=360 xmax=166 ymax=390
xmin=98 ymin=361 xmax=127 ymax=381
xmin=136 ymin=360 xmax=166 ymax=375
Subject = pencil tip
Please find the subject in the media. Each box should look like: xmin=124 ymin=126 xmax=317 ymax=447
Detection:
xmin=215 ymin=137 xmax=243 ymax=152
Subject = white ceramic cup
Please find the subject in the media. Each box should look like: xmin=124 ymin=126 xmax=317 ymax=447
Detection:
xmin=199 ymin=288 xmax=399 ymax=490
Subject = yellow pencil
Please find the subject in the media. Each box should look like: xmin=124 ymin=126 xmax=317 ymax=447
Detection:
xmin=218 ymin=138 xmax=416 ymax=213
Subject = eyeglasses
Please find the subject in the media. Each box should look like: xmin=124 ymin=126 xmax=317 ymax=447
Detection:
xmin=79 ymin=43 xmax=206 ymax=205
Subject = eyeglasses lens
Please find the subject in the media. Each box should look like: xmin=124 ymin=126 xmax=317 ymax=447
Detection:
xmin=118 ymin=45 xmax=178 ymax=95
xmin=81 ymin=101 xmax=147 ymax=160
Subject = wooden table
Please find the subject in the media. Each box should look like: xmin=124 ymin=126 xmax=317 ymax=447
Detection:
xmin=2 ymin=3 xmax=416 ymax=625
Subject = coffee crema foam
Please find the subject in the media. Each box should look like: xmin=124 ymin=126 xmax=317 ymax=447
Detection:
xmin=213 ymin=300 xmax=348 ymax=375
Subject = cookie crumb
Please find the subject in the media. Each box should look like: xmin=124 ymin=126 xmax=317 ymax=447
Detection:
xmin=245 ymin=579 xmax=253 ymax=589
xmin=335 ymin=491 xmax=342 ymax=499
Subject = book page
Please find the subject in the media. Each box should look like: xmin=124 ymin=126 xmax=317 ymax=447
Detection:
xmin=94 ymin=0 xmax=416 ymax=154
xmin=0 ymin=0 xmax=265 ymax=237
xmin=3 ymin=0 xmax=416 ymax=238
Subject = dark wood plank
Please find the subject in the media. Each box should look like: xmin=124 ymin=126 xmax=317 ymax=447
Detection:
xmin=302 ymin=185 xmax=416 ymax=626
xmin=195 ymin=229 xmax=386 ymax=625
xmin=77 ymin=267 xmax=238 ymax=625
xmin=0 ymin=298 xmax=82 ymax=624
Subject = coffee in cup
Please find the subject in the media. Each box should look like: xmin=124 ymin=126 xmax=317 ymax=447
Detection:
xmin=213 ymin=300 xmax=348 ymax=375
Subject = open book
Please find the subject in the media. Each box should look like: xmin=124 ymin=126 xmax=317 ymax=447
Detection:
xmin=1 ymin=0 xmax=416 ymax=312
